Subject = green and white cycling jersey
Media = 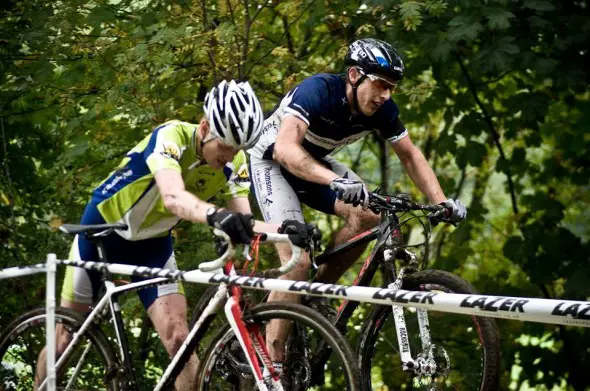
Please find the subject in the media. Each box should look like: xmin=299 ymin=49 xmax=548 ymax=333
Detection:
xmin=91 ymin=120 xmax=251 ymax=240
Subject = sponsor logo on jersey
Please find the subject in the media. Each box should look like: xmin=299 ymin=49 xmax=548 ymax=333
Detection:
xmin=161 ymin=141 xmax=181 ymax=161
xmin=320 ymin=116 xmax=337 ymax=127
xmin=264 ymin=166 xmax=273 ymax=196
xmin=194 ymin=179 xmax=206 ymax=192
xmin=262 ymin=120 xmax=277 ymax=135
xmin=101 ymin=169 xmax=133 ymax=195
xmin=234 ymin=165 xmax=250 ymax=183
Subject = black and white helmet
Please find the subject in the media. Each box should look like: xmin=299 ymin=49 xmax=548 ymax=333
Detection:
xmin=204 ymin=80 xmax=264 ymax=150
xmin=345 ymin=38 xmax=405 ymax=82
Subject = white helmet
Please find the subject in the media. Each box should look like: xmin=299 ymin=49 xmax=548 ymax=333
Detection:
xmin=203 ymin=80 xmax=264 ymax=150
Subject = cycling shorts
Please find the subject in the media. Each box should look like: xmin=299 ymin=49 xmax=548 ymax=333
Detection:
xmin=249 ymin=155 xmax=363 ymax=223
xmin=61 ymin=202 xmax=183 ymax=310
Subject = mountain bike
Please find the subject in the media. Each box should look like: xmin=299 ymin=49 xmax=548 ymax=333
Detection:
xmin=0 ymin=224 xmax=360 ymax=390
xmin=192 ymin=191 xmax=501 ymax=390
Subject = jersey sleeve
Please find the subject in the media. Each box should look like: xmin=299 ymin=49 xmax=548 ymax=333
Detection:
xmin=282 ymin=76 xmax=328 ymax=126
xmin=145 ymin=122 xmax=187 ymax=173
xmin=377 ymin=100 xmax=408 ymax=143
xmin=218 ymin=151 xmax=251 ymax=202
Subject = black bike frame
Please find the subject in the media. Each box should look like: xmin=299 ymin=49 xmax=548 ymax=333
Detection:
xmin=313 ymin=213 xmax=403 ymax=334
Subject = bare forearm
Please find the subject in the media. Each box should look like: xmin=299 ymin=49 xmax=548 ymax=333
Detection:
xmin=253 ymin=220 xmax=280 ymax=233
xmin=225 ymin=197 xmax=279 ymax=233
xmin=164 ymin=191 xmax=214 ymax=224
xmin=275 ymin=146 xmax=338 ymax=185
xmin=401 ymin=152 xmax=446 ymax=204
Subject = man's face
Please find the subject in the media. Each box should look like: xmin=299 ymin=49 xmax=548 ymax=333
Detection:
xmin=351 ymin=68 xmax=398 ymax=116
xmin=202 ymin=138 xmax=239 ymax=169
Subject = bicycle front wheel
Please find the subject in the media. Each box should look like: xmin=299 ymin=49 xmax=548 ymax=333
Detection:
xmin=0 ymin=307 xmax=120 ymax=391
xmin=195 ymin=301 xmax=360 ymax=390
xmin=358 ymin=270 xmax=501 ymax=390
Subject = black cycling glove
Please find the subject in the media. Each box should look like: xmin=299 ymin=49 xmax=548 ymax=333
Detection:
xmin=206 ymin=208 xmax=254 ymax=244
xmin=278 ymin=219 xmax=322 ymax=250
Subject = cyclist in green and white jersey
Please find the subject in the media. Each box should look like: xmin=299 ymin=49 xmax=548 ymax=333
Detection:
xmin=35 ymin=80 xmax=311 ymax=390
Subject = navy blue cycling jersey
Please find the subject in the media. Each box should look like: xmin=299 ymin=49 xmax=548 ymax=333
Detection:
xmin=248 ymin=73 xmax=408 ymax=160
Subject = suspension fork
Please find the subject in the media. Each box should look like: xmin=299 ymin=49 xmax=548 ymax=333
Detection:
xmin=384 ymin=248 xmax=435 ymax=373
xmin=383 ymin=253 xmax=416 ymax=370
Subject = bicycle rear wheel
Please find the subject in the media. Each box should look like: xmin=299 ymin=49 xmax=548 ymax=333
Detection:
xmin=358 ymin=270 xmax=501 ymax=390
xmin=195 ymin=301 xmax=360 ymax=390
xmin=0 ymin=307 xmax=120 ymax=391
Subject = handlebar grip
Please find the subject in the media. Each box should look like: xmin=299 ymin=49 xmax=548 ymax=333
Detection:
xmin=199 ymin=231 xmax=305 ymax=276
xmin=199 ymin=229 xmax=234 ymax=272
xmin=260 ymin=232 xmax=304 ymax=275
xmin=428 ymin=207 xmax=449 ymax=227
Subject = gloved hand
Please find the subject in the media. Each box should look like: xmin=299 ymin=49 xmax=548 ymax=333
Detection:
xmin=330 ymin=177 xmax=369 ymax=209
xmin=440 ymin=199 xmax=467 ymax=225
xmin=206 ymin=208 xmax=254 ymax=244
xmin=278 ymin=219 xmax=322 ymax=250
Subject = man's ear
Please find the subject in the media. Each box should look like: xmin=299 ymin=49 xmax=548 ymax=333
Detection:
xmin=199 ymin=118 xmax=209 ymax=138
xmin=348 ymin=67 xmax=360 ymax=85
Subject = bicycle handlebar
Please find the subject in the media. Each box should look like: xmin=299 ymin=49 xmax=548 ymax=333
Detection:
xmin=198 ymin=229 xmax=303 ymax=277
xmin=258 ymin=232 xmax=304 ymax=278
xmin=198 ymin=229 xmax=235 ymax=272
xmin=368 ymin=192 xmax=450 ymax=225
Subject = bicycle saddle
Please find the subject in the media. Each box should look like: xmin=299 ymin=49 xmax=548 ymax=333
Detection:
xmin=59 ymin=223 xmax=129 ymax=236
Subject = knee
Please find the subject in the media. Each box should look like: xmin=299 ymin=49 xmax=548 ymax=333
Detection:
xmin=283 ymin=252 xmax=311 ymax=281
xmin=55 ymin=327 xmax=72 ymax=354
xmin=359 ymin=210 xmax=380 ymax=229
xmin=347 ymin=209 xmax=380 ymax=231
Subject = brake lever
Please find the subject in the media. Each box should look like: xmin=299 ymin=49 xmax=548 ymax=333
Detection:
xmin=428 ymin=207 xmax=453 ymax=227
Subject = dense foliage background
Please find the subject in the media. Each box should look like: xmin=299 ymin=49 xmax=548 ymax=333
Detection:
xmin=1 ymin=0 xmax=589 ymax=389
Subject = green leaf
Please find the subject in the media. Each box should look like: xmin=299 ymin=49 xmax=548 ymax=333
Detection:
xmin=495 ymin=156 xmax=510 ymax=174
xmin=486 ymin=8 xmax=514 ymax=30
xmin=448 ymin=20 xmax=482 ymax=42
xmin=523 ymin=0 xmax=555 ymax=11
xmin=399 ymin=1 xmax=423 ymax=31
xmin=503 ymin=236 xmax=526 ymax=265
xmin=423 ymin=0 xmax=447 ymax=17
xmin=431 ymin=41 xmax=452 ymax=62
xmin=455 ymin=142 xmax=487 ymax=168
xmin=511 ymin=147 xmax=526 ymax=166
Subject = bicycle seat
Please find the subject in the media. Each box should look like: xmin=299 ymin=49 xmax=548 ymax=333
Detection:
xmin=59 ymin=223 xmax=129 ymax=237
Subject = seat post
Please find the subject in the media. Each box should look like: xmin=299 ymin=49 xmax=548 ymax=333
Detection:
xmin=94 ymin=239 xmax=109 ymax=263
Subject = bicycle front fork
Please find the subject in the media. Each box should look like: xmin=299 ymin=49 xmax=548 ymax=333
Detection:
xmin=385 ymin=248 xmax=436 ymax=375
xmin=224 ymin=294 xmax=283 ymax=391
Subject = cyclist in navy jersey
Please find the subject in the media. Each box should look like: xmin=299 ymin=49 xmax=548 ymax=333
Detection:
xmin=249 ymin=38 xmax=467 ymax=303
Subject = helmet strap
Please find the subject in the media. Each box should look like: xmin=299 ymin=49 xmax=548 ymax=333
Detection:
xmin=197 ymin=128 xmax=218 ymax=161
xmin=347 ymin=69 xmax=366 ymax=114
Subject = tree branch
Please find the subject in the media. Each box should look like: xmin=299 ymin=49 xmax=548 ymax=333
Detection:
xmin=246 ymin=0 xmax=314 ymax=76
xmin=0 ymin=117 xmax=21 ymax=264
xmin=241 ymin=0 xmax=252 ymax=80
xmin=200 ymin=0 xmax=218 ymax=81
xmin=455 ymin=52 xmax=519 ymax=214
xmin=475 ymin=69 xmax=515 ymax=87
